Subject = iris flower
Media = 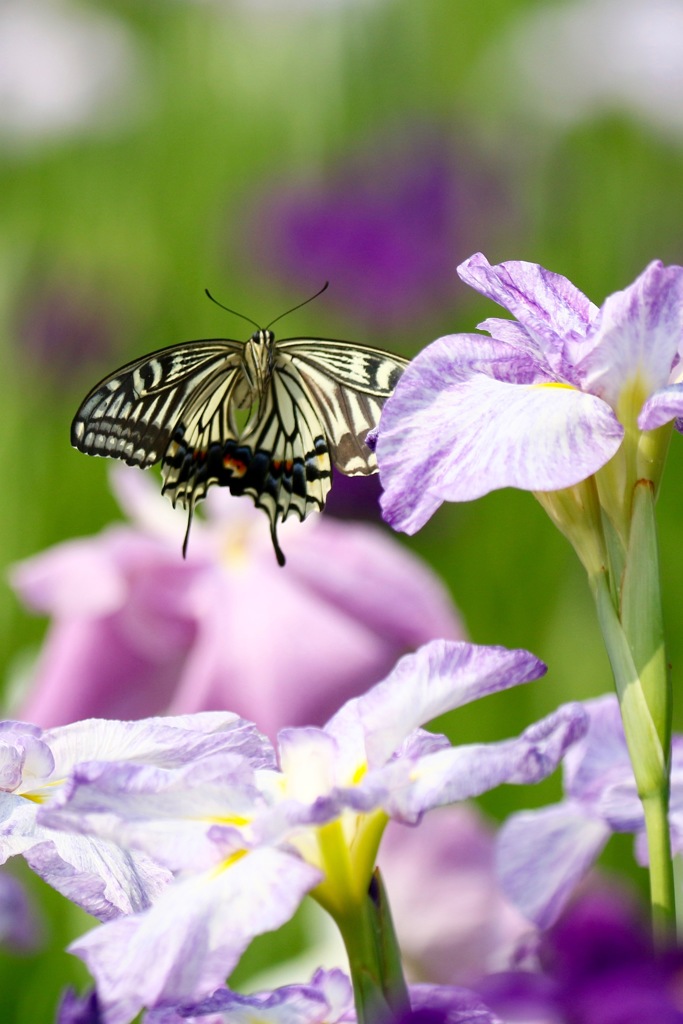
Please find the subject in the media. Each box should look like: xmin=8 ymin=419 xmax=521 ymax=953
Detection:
xmin=377 ymin=253 xmax=683 ymax=536
xmin=497 ymin=694 xmax=683 ymax=929
xmin=0 ymin=712 xmax=267 ymax=921
xmin=39 ymin=640 xmax=586 ymax=1023
xmin=376 ymin=254 xmax=683 ymax=932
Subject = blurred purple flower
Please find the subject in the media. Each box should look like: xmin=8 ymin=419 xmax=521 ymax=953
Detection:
xmin=479 ymin=887 xmax=683 ymax=1024
xmin=15 ymin=280 xmax=114 ymax=378
xmin=240 ymin=128 xmax=512 ymax=334
xmin=321 ymin=472 xmax=384 ymax=522
xmin=56 ymin=989 xmax=102 ymax=1024
xmin=378 ymin=805 xmax=530 ymax=986
xmin=11 ymin=466 xmax=463 ymax=739
xmin=0 ymin=871 xmax=42 ymax=952
xmin=393 ymin=986 xmax=502 ymax=1024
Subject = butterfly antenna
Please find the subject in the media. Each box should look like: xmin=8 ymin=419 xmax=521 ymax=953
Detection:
xmin=204 ymin=289 xmax=261 ymax=332
xmin=266 ymin=282 xmax=329 ymax=330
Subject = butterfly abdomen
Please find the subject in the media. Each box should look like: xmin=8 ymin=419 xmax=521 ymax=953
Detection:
xmin=163 ymin=425 xmax=330 ymax=509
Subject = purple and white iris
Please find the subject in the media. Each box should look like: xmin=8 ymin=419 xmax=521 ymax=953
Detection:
xmin=0 ymin=712 xmax=269 ymax=921
xmin=497 ymin=694 xmax=683 ymax=929
xmin=376 ymin=254 xmax=683 ymax=533
xmin=36 ymin=640 xmax=586 ymax=1023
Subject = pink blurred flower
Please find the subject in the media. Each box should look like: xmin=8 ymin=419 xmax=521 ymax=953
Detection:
xmin=378 ymin=805 xmax=531 ymax=986
xmin=11 ymin=467 xmax=463 ymax=738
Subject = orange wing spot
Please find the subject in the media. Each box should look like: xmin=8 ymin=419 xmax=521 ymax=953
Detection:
xmin=272 ymin=459 xmax=282 ymax=472
xmin=223 ymin=456 xmax=247 ymax=477
xmin=192 ymin=449 xmax=207 ymax=463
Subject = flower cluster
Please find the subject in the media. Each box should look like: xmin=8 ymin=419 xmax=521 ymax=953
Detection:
xmin=7 ymin=253 xmax=683 ymax=1023
xmin=3 ymin=639 xmax=586 ymax=1021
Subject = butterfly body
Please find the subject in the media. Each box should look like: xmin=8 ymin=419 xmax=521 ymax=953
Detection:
xmin=72 ymin=324 xmax=408 ymax=565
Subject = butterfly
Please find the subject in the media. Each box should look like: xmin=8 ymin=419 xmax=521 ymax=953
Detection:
xmin=71 ymin=286 xmax=409 ymax=566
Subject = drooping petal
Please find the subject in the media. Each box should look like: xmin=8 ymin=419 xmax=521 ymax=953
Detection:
xmin=328 ymin=641 xmax=547 ymax=770
xmin=638 ymin=383 xmax=683 ymax=430
xmin=377 ymin=334 xmax=622 ymax=532
xmin=376 ymin=702 xmax=588 ymax=822
xmin=666 ymin=737 xmax=683 ymax=854
xmin=24 ymin=831 xmax=171 ymax=920
xmin=378 ymin=807 xmax=529 ymax=985
xmin=497 ymin=803 xmax=610 ymax=928
xmin=71 ymin=848 xmax=321 ymax=1024
xmin=562 ymin=694 xmax=630 ymax=801
xmin=407 ymin=983 xmax=503 ymax=1024
xmin=576 ymin=260 xmax=683 ymax=408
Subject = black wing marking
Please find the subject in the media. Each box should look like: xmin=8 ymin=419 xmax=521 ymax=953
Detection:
xmin=277 ymin=338 xmax=409 ymax=474
xmin=71 ymin=340 xmax=244 ymax=468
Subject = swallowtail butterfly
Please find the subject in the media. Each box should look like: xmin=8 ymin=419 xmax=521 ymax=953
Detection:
xmin=71 ymin=287 xmax=408 ymax=566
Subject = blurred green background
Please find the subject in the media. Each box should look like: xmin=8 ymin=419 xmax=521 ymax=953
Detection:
xmin=2 ymin=0 xmax=683 ymax=1018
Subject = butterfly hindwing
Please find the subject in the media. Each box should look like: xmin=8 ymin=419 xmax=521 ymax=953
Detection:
xmin=158 ymin=359 xmax=332 ymax=565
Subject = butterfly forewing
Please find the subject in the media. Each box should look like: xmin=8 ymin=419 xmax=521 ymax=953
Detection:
xmin=279 ymin=338 xmax=407 ymax=394
xmin=72 ymin=322 xmax=408 ymax=566
xmin=71 ymin=341 xmax=243 ymax=468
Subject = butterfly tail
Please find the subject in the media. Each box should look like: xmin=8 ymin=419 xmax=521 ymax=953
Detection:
xmin=182 ymin=503 xmax=194 ymax=559
xmin=270 ymin=515 xmax=286 ymax=567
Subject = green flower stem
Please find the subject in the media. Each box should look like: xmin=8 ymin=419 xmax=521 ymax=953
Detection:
xmin=642 ymin=789 xmax=676 ymax=938
xmin=330 ymin=882 xmax=409 ymax=1024
xmin=589 ymin=482 xmax=675 ymax=937
xmin=312 ymin=819 xmax=409 ymax=1023
xmin=368 ymin=868 xmax=410 ymax=1011
xmin=622 ymin=481 xmax=671 ymax=756
xmin=334 ymin=894 xmax=393 ymax=1024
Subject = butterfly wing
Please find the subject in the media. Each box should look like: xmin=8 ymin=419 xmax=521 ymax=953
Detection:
xmin=71 ymin=340 xmax=244 ymax=468
xmin=277 ymin=339 xmax=409 ymax=475
xmin=72 ymin=329 xmax=408 ymax=566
